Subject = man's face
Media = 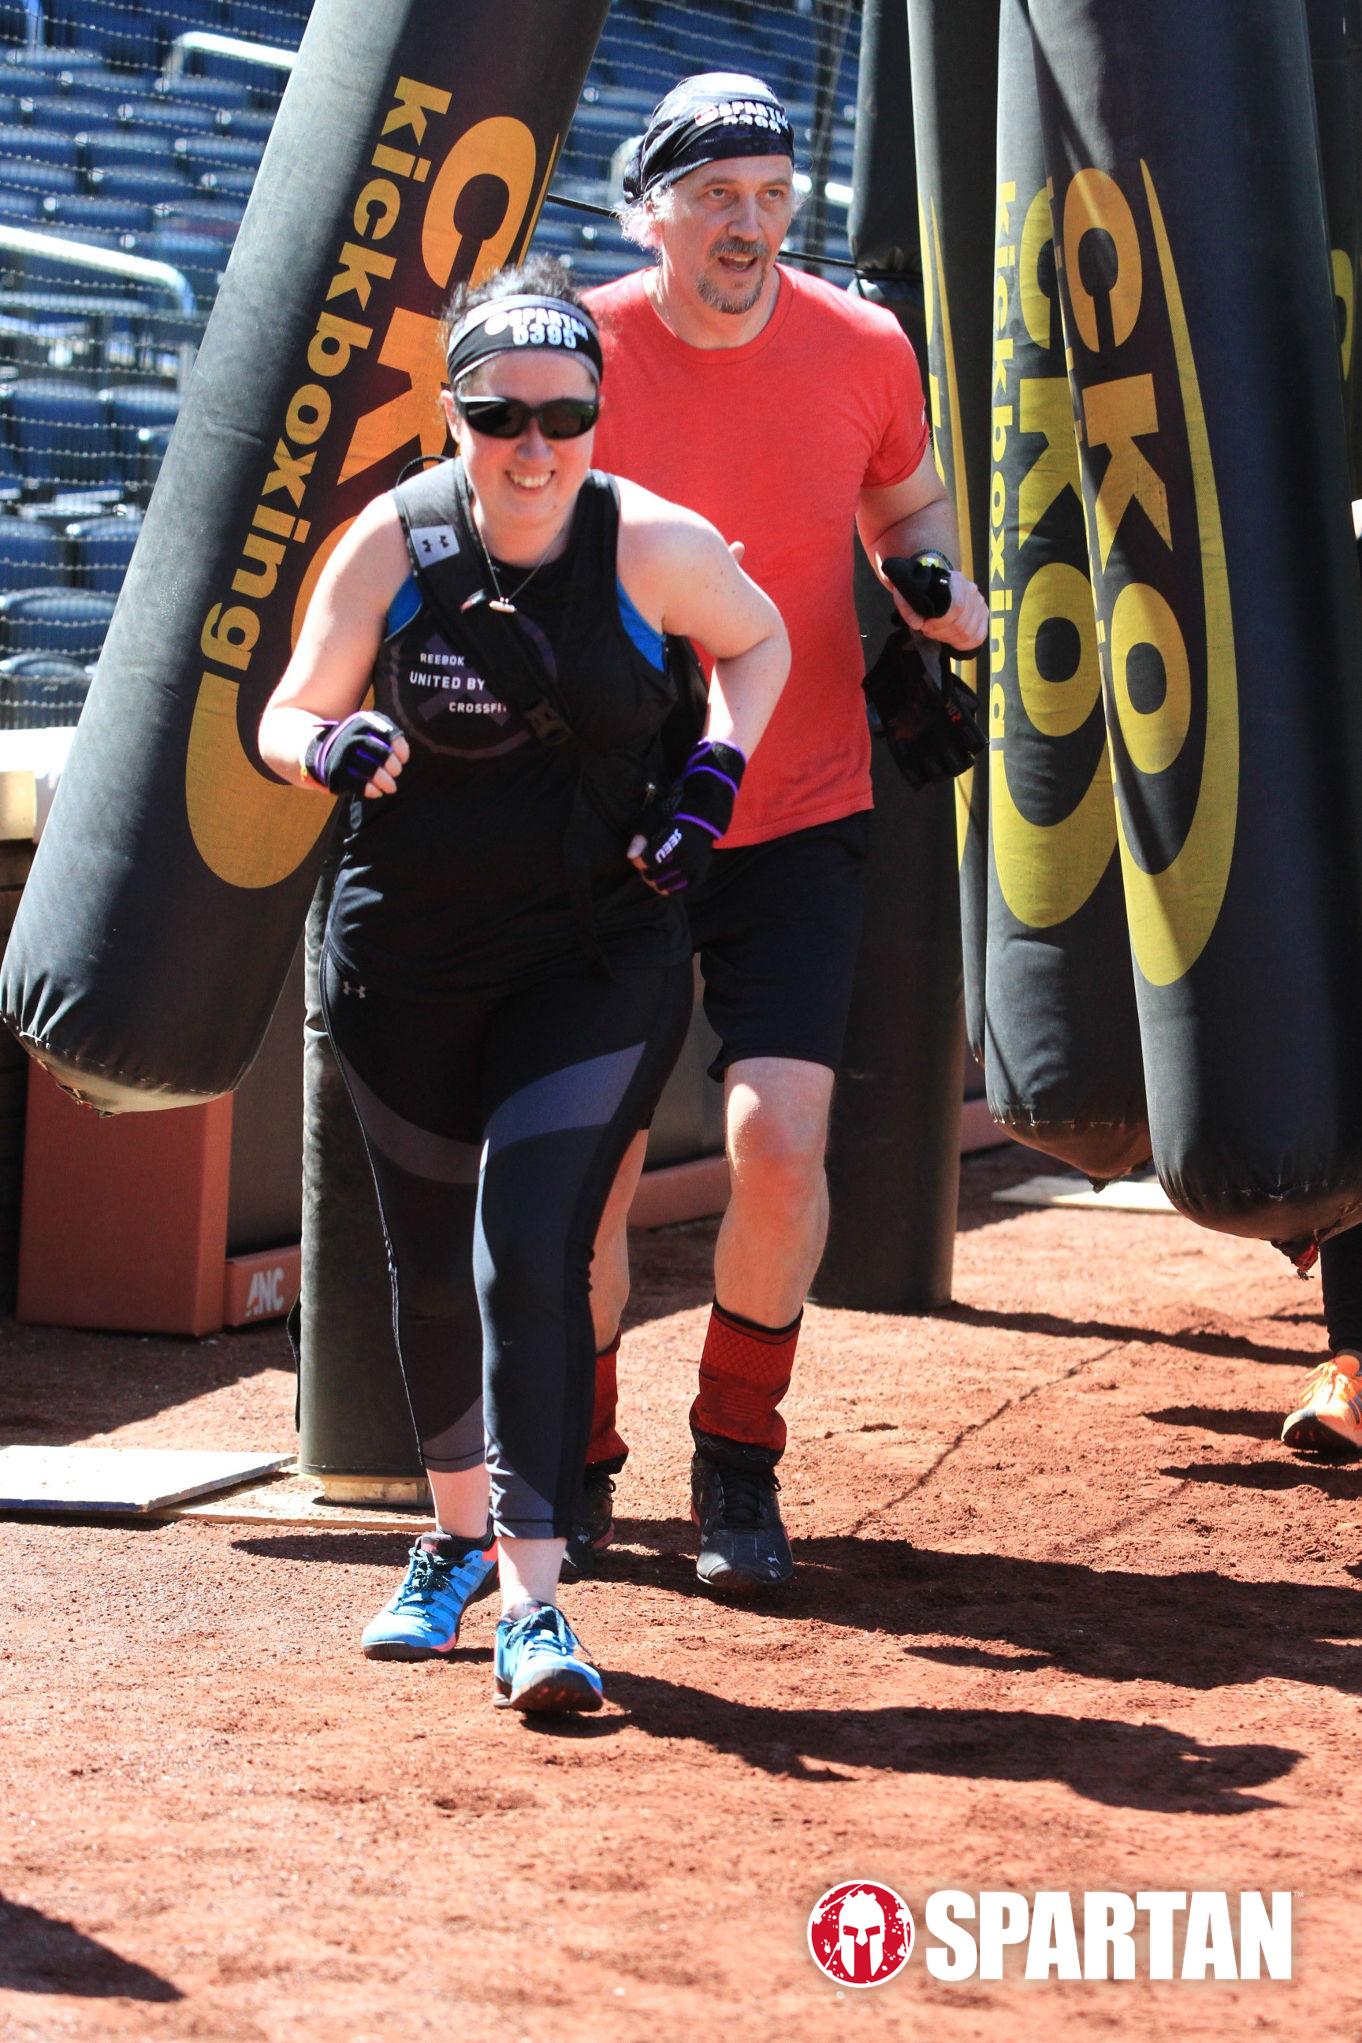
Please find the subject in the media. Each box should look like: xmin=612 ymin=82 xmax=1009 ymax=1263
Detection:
xmin=654 ymin=154 xmax=796 ymax=317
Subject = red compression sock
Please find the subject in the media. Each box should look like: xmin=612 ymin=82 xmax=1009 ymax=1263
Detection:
xmin=586 ymin=1332 xmax=628 ymax=1471
xmin=689 ymin=1299 xmax=802 ymax=1456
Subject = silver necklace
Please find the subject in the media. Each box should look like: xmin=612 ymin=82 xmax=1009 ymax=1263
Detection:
xmin=469 ymin=506 xmax=563 ymax=615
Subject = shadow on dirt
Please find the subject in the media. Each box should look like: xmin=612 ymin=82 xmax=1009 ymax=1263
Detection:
xmin=0 ymin=1893 xmax=182 ymax=2000
xmin=605 ymin=1672 xmax=1297 ymax=1813
xmin=608 ymin=1521 xmax=1362 ymax=1695
xmin=939 ymin=1302 xmax=1318 ymax=1368
xmin=1146 ymin=1406 xmax=1287 ymax=1441
xmin=233 ymin=1531 xmax=420 ymax=1567
xmin=1163 ymin=1459 xmax=1362 ymax=1496
xmin=0 ymin=1319 xmax=290 ymax=1446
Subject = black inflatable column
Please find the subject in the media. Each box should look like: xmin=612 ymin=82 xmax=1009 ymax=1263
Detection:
xmin=816 ymin=0 xmax=963 ymax=1311
xmin=0 ymin=0 xmax=609 ymax=1108
xmin=982 ymin=0 xmax=1148 ymax=1181
xmin=1308 ymin=0 xmax=1362 ymax=495
xmin=1032 ymin=0 xmax=1362 ymax=1244
xmin=906 ymin=0 xmax=1000 ymax=1064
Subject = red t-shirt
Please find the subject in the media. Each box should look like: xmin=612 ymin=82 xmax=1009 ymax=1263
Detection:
xmin=587 ymin=264 xmax=929 ymax=845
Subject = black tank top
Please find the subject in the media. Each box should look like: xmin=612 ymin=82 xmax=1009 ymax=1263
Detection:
xmin=326 ymin=467 xmax=687 ymax=992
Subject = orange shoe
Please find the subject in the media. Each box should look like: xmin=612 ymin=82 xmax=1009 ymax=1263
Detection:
xmin=1281 ymin=1354 xmax=1362 ymax=1458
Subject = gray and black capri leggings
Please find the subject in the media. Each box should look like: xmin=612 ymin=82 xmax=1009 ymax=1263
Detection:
xmin=321 ymin=938 xmax=691 ymax=1539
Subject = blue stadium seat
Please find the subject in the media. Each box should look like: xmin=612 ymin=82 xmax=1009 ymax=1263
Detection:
xmin=126 ymin=96 xmax=220 ymax=131
xmin=217 ymin=105 xmax=272 ymax=142
xmin=146 ymin=226 xmax=223 ymax=307
xmin=131 ymin=418 xmax=171 ymax=497
xmin=54 ymin=66 xmax=146 ymax=103
xmin=15 ymin=95 xmax=113 ymax=133
xmin=87 ymin=164 xmax=191 ymax=206
xmin=49 ymin=0 xmax=160 ymax=70
xmin=0 ymin=155 xmax=79 ymax=196
xmin=0 ymin=651 xmax=93 ymax=730
xmin=5 ymin=47 xmax=105 ymax=73
xmin=5 ymin=378 xmax=125 ymax=495
xmin=100 ymin=380 xmax=179 ymax=478
xmin=0 ymin=0 xmax=36 ymax=43
xmin=0 ymin=518 xmax=62 ymax=594
xmin=81 ymin=124 xmax=185 ymax=175
xmin=152 ymin=73 xmax=246 ymax=111
xmin=0 ymin=188 xmax=44 ymax=221
xmin=0 ymin=586 xmax=115 ymax=662
xmin=220 ymin=1 xmax=307 ymax=45
xmin=161 ymin=1 xmax=228 ymax=34
xmin=65 ymin=509 xmax=142 ymax=594
xmin=44 ymin=192 xmax=154 ymax=234
xmin=0 ymin=66 xmax=73 ymax=104
xmin=0 ymin=123 xmax=78 ymax=166
xmin=175 ymin=132 xmax=262 ymax=178
xmin=156 ymin=194 xmax=242 ymax=239
xmin=195 ymin=166 xmax=255 ymax=201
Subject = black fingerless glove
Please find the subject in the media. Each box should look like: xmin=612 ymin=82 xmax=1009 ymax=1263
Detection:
xmin=882 ymin=550 xmax=955 ymax=620
xmin=304 ymin=710 xmax=402 ymax=794
xmin=862 ymin=627 xmax=986 ymax=790
xmin=635 ymin=738 xmax=746 ymax=896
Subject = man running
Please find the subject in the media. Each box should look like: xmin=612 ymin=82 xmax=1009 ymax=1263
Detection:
xmin=576 ymin=72 xmax=988 ymax=1593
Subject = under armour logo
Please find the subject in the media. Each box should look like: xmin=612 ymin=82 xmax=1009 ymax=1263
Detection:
xmin=411 ymin=525 xmax=458 ymax=562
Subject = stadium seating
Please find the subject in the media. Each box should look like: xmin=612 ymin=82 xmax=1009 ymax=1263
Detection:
xmin=65 ymin=508 xmax=142 ymax=593
xmin=4 ymin=377 xmax=125 ymax=494
xmin=0 ymin=585 xmax=116 ymax=660
xmin=0 ymin=513 xmax=60 ymax=591
xmin=100 ymin=379 xmax=178 ymax=476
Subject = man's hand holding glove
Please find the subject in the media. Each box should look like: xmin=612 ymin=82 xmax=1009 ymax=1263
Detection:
xmin=629 ymin=738 xmax=747 ymax=895
xmin=304 ymin=711 xmax=407 ymax=797
xmin=864 ymin=552 xmax=987 ymax=790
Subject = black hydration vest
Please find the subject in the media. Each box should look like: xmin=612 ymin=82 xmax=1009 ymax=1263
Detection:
xmin=325 ymin=462 xmax=690 ymax=993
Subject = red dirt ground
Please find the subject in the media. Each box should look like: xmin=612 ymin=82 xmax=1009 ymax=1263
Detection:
xmin=2 ymin=1143 xmax=1360 ymax=2041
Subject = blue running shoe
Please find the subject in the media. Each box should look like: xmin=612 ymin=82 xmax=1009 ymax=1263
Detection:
xmin=493 ymin=1600 xmax=604 ymax=1714
xmin=361 ymin=1531 xmax=497 ymax=1661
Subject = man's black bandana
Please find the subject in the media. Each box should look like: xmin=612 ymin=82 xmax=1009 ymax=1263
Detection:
xmin=622 ymin=71 xmax=795 ymax=204
xmin=445 ymin=295 xmax=604 ymax=388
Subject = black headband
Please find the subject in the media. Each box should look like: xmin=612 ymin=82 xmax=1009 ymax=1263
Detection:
xmin=623 ymin=71 xmax=795 ymax=204
xmin=445 ymin=295 xmax=604 ymax=387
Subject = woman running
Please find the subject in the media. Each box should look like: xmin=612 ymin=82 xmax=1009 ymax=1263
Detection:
xmin=259 ymin=258 xmax=787 ymax=1715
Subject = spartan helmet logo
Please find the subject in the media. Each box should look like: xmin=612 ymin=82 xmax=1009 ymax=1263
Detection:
xmin=837 ymin=1888 xmax=886 ymax=1979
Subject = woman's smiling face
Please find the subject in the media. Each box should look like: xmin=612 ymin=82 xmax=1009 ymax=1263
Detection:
xmin=443 ymin=348 xmax=599 ymax=562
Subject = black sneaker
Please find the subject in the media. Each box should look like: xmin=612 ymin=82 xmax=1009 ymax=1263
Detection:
xmin=560 ymin=1464 xmax=616 ymax=1581
xmin=690 ymin=1433 xmax=794 ymax=1593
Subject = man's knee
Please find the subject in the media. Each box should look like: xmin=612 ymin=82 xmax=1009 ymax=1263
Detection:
xmin=725 ymin=1061 xmax=833 ymax=1208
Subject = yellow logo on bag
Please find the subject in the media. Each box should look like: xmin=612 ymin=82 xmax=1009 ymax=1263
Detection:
xmin=185 ymin=75 xmax=557 ymax=889
xmin=989 ymin=175 xmax=1117 ymax=929
xmin=1058 ymin=161 xmax=1238 ymax=985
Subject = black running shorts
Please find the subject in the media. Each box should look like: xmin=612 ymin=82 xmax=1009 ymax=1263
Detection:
xmin=688 ymin=811 xmax=872 ymax=1079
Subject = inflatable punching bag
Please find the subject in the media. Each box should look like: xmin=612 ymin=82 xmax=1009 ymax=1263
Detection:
xmin=982 ymin=0 xmax=1148 ymax=1181
xmin=0 ymin=0 xmax=610 ymax=1111
xmin=815 ymin=0 xmax=964 ymax=1313
xmin=1031 ymin=0 xmax=1362 ymax=1244
xmin=906 ymin=0 xmax=1000 ymax=1063
xmin=1308 ymin=0 xmax=1362 ymax=496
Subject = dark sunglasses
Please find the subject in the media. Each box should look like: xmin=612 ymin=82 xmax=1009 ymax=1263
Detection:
xmin=454 ymin=393 xmax=600 ymax=441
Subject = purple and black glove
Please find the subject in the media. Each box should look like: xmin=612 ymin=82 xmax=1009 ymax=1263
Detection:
xmin=633 ymin=738 xmax=747 ymax=896
xmin=304 ymin=711 xmax=403 ymax=794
